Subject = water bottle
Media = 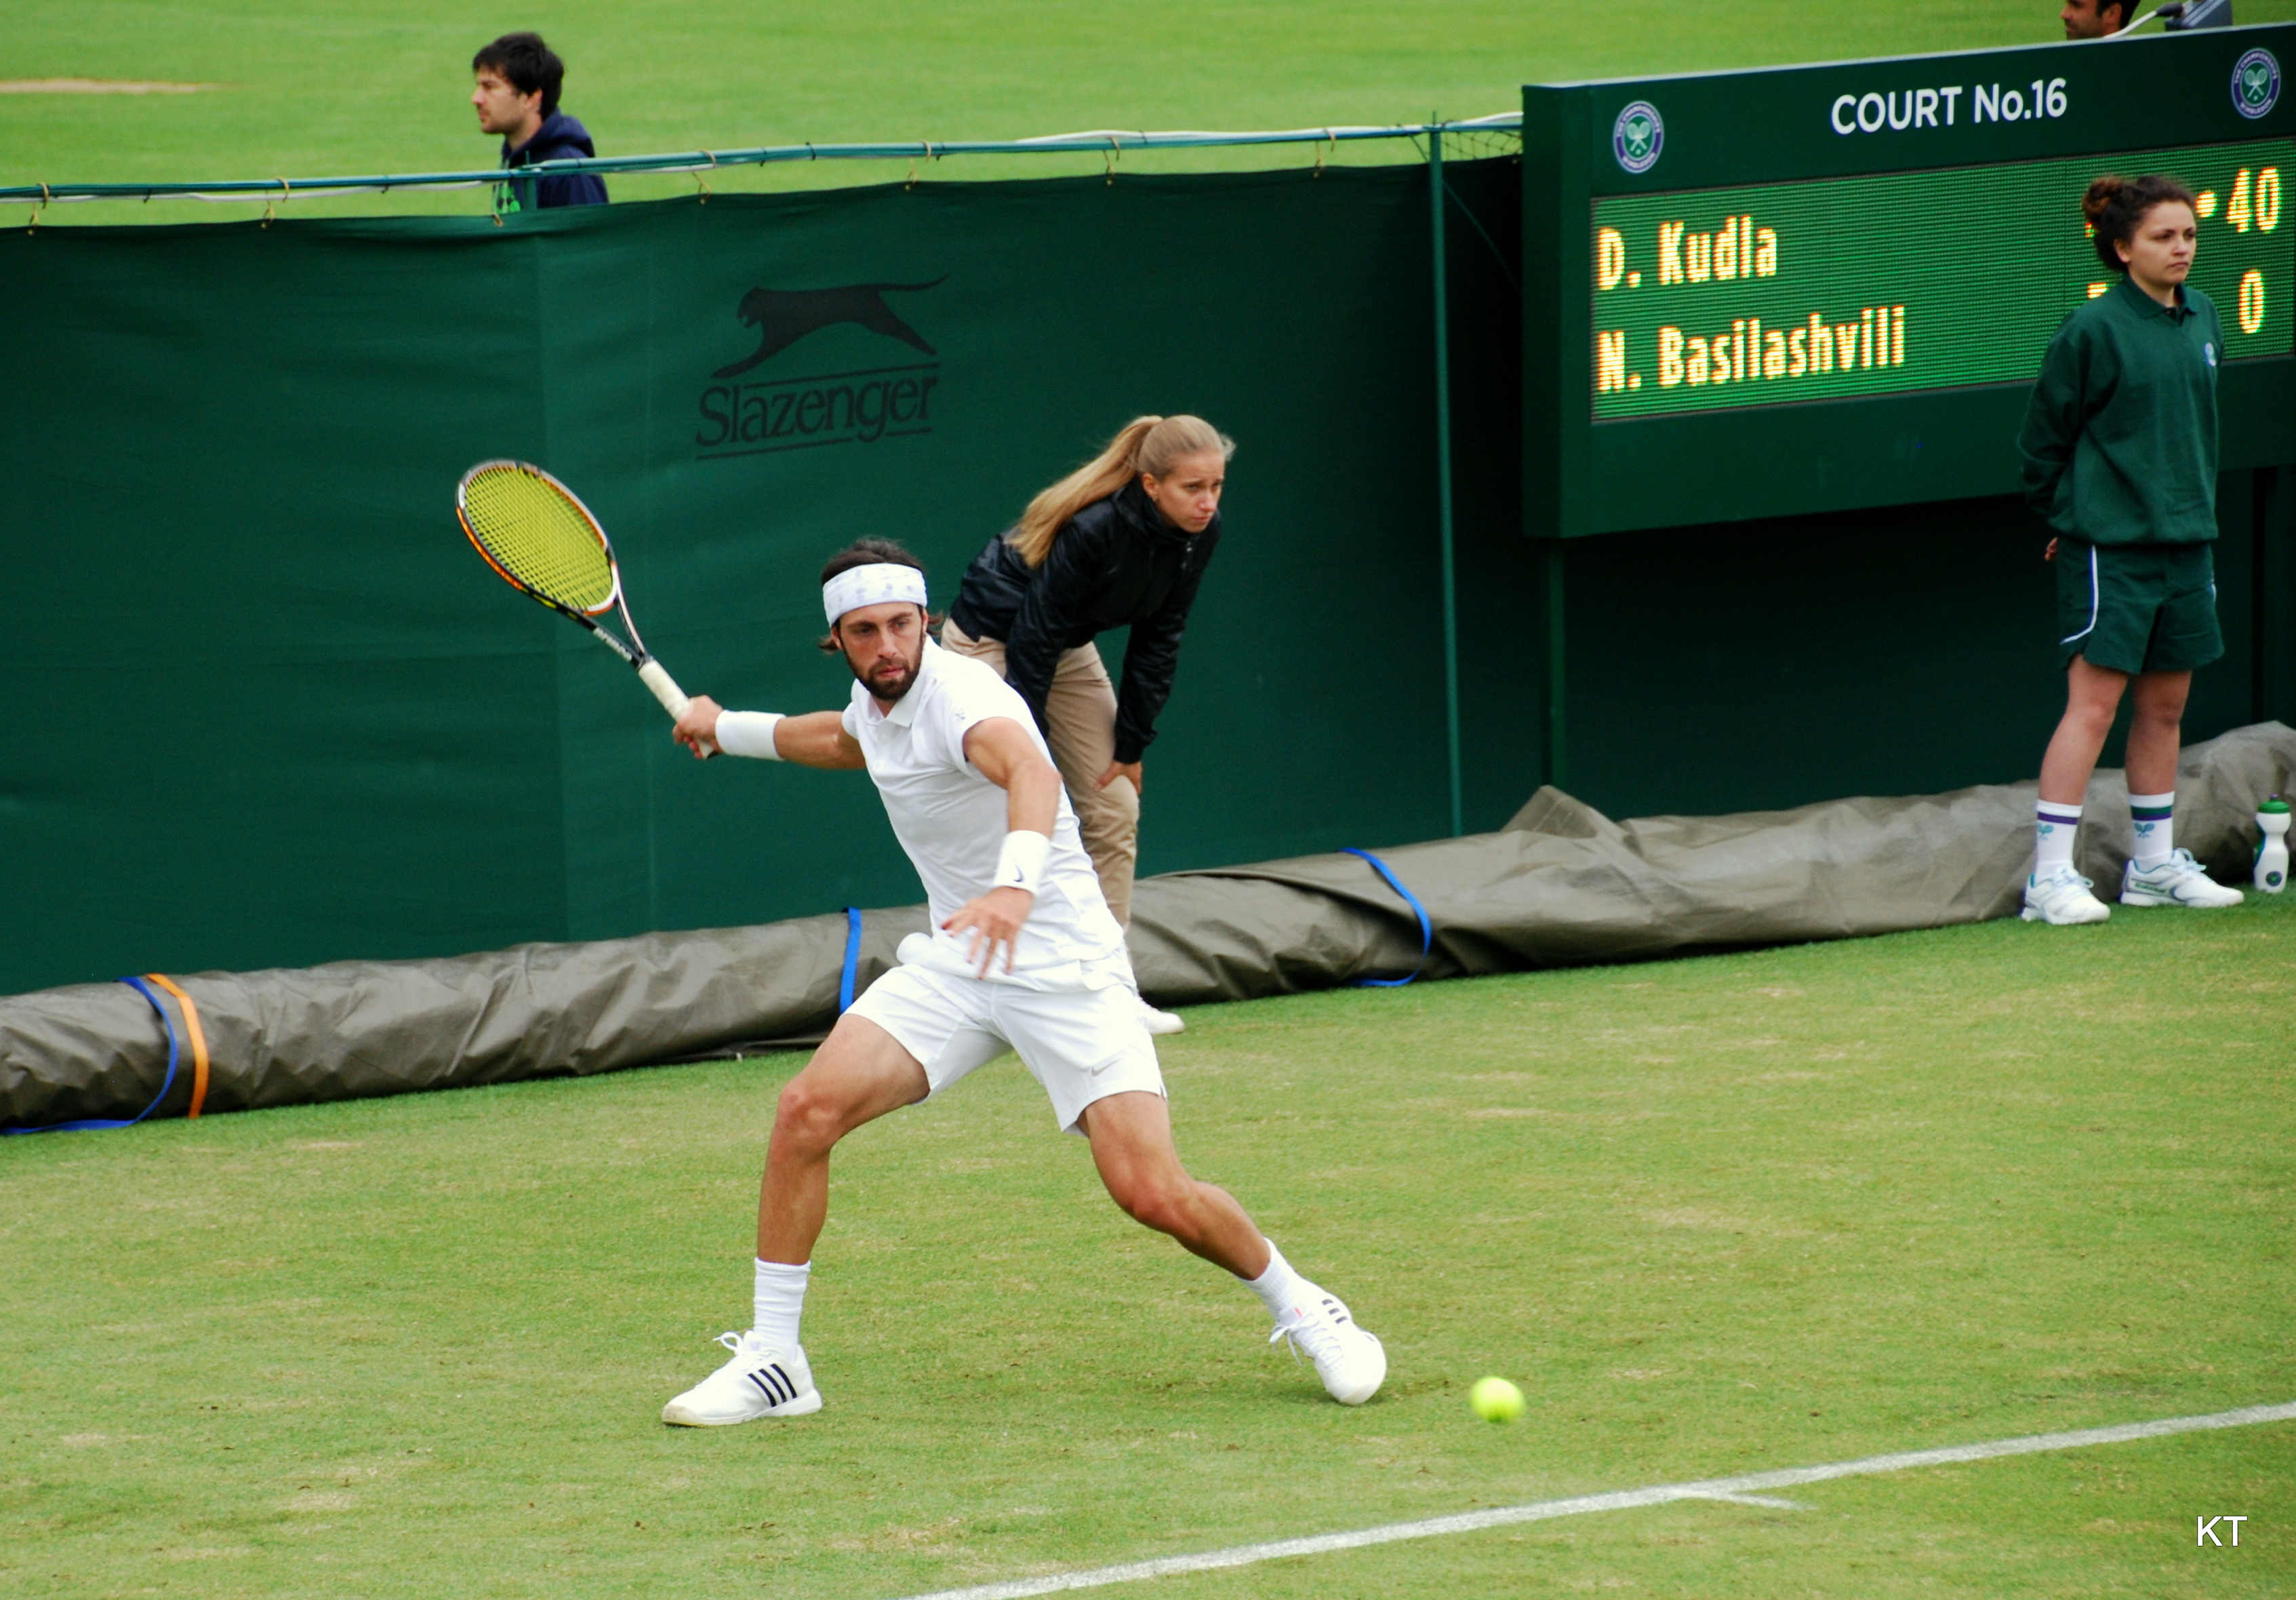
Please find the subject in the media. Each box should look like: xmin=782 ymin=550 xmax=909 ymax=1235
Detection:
xmin=2256 ymin=797 xmax=2291 ymax=894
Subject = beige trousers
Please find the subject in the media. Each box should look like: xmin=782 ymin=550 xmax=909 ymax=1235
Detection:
xmin=942 ymin=618 xmax=1141 ymax=927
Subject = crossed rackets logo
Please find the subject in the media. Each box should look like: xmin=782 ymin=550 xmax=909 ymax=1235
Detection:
xmin=1612 ymin=101 xmax=1664 ymax=176
xmin=2232 ymin=49 xmax=2280 ymax=121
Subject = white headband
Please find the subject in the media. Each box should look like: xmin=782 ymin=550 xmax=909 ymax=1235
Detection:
xmin=823 ymin=562 xmax=928 ymax=625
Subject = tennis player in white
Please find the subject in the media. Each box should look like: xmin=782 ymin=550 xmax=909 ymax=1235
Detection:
xmin=658 ymin=540 xmax=1385 ymax=1424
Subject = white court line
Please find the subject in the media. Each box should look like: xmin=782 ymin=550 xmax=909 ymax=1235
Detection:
xmin=1683 ymin=1491 xmax=1811 ymax=1510
xmin=891 ymin=1400 xmax=2296 ymax=1600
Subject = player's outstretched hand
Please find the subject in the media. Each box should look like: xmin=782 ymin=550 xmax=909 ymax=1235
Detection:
xmin=944 ymin=886 xmax=1035 ymax=976
xmin=674 ymin=696 xmax=723 ymax=759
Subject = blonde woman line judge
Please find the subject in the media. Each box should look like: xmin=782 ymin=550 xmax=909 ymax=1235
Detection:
xmin=943 ymin=415 xmax=1230 ymax=1028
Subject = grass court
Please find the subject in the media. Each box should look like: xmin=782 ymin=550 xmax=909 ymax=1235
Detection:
xmin=9 ymin=2 xmax=2294 ymax=215
xmin=4 ymin=3 xmax=2294 ymax=1595
xmin=5 ymin=892 xmax=2290 ymax=1597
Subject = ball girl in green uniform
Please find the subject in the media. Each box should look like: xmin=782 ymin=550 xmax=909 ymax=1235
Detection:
xmin=2015 ymin=173 xmax=2244 ymax=924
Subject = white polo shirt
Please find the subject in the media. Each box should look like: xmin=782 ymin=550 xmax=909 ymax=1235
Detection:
xmin=841 ymin=641 xmax=1129 ymax=990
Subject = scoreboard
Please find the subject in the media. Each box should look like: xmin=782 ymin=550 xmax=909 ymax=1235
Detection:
xmin=1591 ymin=139 xmax=2290 ymax=420
xmin=1523 ymin=27 xmax=2296 ymax=538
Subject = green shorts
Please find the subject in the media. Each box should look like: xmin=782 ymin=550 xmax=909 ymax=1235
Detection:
xmin=2056 ymin=538 xmax=2223 ymax=673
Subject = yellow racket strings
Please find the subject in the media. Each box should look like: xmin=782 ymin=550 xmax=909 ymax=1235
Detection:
xmin=462 ymin=468 xmax=616 ymax=614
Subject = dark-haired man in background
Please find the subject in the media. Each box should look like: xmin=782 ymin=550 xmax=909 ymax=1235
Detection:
xmin=470 ymin=32 xmax=608 ymax=212
xmin=2059 ymin=0 xmax=2129 ymax=37
xmin=2068 ymin=0 xmax=2240 ymax=33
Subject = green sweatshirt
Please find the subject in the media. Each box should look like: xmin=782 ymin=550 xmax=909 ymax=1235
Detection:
xmin=2017 ymin=275 xmax=2223 ymax=546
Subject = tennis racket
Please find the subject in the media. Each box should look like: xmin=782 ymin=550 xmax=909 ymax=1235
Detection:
xmin=456 ymin=460 xmax=710 ymax=746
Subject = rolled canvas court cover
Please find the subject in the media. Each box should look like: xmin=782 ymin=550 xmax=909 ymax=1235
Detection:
xmin=4 ymin=723 xmax=2289 ymax=1132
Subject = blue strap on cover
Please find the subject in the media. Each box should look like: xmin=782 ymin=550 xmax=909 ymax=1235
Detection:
xmin=2 ymin=976 xmax=182 ymax=1136
xmin=1340 ymin=847 xmax=1434 ymax=988
xmin=838 ymin=907 xmax=862 ymax=1013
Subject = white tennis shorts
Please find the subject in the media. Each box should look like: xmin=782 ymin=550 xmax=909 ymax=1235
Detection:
xmin=845 ymin=961 xmax=1165 ymax=1134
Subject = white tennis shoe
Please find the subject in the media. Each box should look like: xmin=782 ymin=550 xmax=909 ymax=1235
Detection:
xmin=2120 ymin=849 xmax=2245 ymax=908
xmin=1141 ymin=1005 xmax=1186 ymax=1037
xmin=2021 ymin=864 xmax=2112 ymax=925
xmin=662 ymin=1332 xmax=822 ymax=1426
xmin=1271 ymin=1288 xmax=1387 ymax=1405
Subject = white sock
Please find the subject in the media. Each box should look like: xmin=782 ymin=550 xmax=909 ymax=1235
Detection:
xmin=1243 ymin=1239 xmax=1309 ymax=1323
xmin=2034 ymin=800 xmax=2082 ymax=875
xmin=2129 ymin=791 xmax=2175 ymax=871
xmin=752 ymin=1258 xmax=809 ymax=1352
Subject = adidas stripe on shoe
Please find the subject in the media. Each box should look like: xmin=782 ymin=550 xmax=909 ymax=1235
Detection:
xmin=1270 ymin=1287 xmax=1387 ymax=1405
xmin=662 ymin=1332 xmax=823 ymax=1426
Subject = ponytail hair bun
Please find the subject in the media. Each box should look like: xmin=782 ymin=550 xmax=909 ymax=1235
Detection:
xmin=2079 ymin=174 xmax=2126 ymax=231
xmin=2082 ymin=172 xmax=2198 ymax=271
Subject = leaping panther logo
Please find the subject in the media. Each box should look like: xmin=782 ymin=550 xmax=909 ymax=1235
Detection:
xmin=711 ymin=279 xmax=944 ymax=379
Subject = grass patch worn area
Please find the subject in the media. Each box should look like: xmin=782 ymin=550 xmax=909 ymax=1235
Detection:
xmin=3 ymin=892 xmax=2291 ymax=1598
xmin=7 ymin=2 xmax=2295 ymax=218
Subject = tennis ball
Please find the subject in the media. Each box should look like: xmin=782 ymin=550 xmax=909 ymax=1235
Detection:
xmin=1470 ymin=1376 xmax=1525 ymax=1423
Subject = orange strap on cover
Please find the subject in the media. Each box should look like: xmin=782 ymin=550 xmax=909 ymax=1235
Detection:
xmin=144 ymin=974 xmax=210 ymax=1119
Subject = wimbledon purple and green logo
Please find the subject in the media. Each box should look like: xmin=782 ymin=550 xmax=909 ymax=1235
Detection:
xmin=1613 ymin=102 xmax=1664 ymax=174
xmin=2233 ymin=49 xmax=2280 ymax=121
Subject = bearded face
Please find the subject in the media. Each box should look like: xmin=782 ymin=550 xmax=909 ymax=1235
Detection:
xmin=836 ymin=601 xmax=929 ymax=702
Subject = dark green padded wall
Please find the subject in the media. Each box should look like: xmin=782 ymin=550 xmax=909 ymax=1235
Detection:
xmin=2 ymin=155 xmax=2279 ymax=999
xmin=1 ymin=163 xmax=1525 ymax=996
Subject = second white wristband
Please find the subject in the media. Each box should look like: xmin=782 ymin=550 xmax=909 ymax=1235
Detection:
xmin=993 ymin=830 xmax=1051 ymax=896
xmin=714 ymin=711 xmax=786 ymax=760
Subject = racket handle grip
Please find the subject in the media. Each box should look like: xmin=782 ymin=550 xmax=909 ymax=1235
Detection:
xmin=637 ymin=658 xmax=691 ymax=719
xmin=639 ymin=658 xmax=717 ymax=755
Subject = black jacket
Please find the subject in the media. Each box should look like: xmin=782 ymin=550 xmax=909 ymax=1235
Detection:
xmin=498 ymin=113 xmax=609 ymax=212
xmin=948 ymin=482 xmax=1221 ymax=763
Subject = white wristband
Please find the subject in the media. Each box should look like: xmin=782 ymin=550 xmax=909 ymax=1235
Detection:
xmin=993 ymin=830 xmax=1050 ymax=896
xmin=715 ymin=711 xmax=786 ymax=760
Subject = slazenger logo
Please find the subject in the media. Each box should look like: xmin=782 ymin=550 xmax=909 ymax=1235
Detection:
xmin=696 ymin=279 xmax=944 ymax=461
xmin=2233 ymin=49 xmax=2280 ymax=121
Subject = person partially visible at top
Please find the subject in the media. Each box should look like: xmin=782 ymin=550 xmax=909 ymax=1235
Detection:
xmin=2013 ymin=173 xmax=2244 ymax=925
xmin=471 ymin=32 xmax=607 ymax=214
xmin=2060 ymin=0 xmax=2129 ymax=37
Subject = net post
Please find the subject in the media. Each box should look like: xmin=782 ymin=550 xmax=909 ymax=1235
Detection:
xmin=1430 ymin=123 xmax=1463 ymax=837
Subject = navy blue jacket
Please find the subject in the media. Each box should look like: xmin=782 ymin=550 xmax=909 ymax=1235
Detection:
xmin=498 ymin=112 xmax=608 ymax=211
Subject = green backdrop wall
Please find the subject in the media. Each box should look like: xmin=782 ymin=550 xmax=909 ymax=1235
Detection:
xmin=0 ymin=163 xmax=1526 ymax=997
xmin=3 ymin=157 xmax=2282 ymax=1001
